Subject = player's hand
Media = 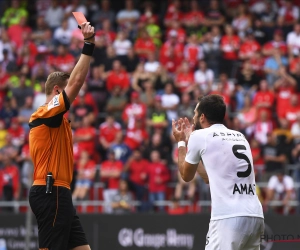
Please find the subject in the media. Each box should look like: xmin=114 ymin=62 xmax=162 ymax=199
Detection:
xmin=182 ymin=117 xmax=195 ymax=142
xmin=172 ymin=118 xmax=186 ymax=142
xmin=81 ymin=22 xmax=95 ymax=43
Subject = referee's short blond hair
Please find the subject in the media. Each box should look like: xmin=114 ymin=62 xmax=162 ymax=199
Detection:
xmin=45 ymin=72 xmax=70 ymax=96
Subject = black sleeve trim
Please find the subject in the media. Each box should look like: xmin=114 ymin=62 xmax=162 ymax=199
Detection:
xmin=29 ymin=112 xmax=65 ymax=129
xmin=62 ymin=90 xmax=71 ymax=110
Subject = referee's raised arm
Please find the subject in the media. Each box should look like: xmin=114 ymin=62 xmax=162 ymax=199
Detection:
xmin=64 ymin=22 xmax=95 ymax=103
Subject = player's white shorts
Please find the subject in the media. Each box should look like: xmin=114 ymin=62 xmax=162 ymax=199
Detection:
xmin=205 ymin=216 xmax=264 ymax=250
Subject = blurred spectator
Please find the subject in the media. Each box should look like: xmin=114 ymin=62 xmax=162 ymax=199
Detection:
xmin=258 ymin=0 xmax=278 ymax=39
xmin=98 ymin=115 xmax=122 ymax=159
xmin=239 ymin=30 xmax=261 ymax=60
xmin=144 ymin=53 xmax=160 ymax=73
xmin=16 ymin=139 xmax=32 ymax=190
xmin=122 ymin=91 xmax=147 ymax=129
xmin=202 ymin=30 xmax=221 ymax=77
xmin=0 ymin=151 xmax=20 ymax=202
xmin=253 ymin=79 xmax=275 ymax=121
xmin=48 ymin=44 xmax=75 ymax=72
xmin=106 ymin=60 xmax=130 ymax=94
xmin=177 ymin=93 xmax=194 ymax=120
xmin=147 ymin=150 xmax=170 ymax=212
xmin=122 ymin=47 xmax=140 ymax=73
xmin=164 ymin=0 xmax=184 ymax=29
xmin=111 ymin=179 xmax=133 ymax=214
xmin=281 ymin=94 xmax=300 ymax=126
xmin=265 ymin=169 xmax=295 ymax=215
xmin=205 ymin=0 xmax=225 ymax=27
xmin=44 ymin=0 xmax=64 ymax=31
xmin=139 ymin=79 xmax=156 ymax=110
xmin=69 ymin=92 xmax=95 ymax=129
xmin=73 ymin=117 xmax=96 ymax=161
xmin=183 ymin=0 xmax=205 ymax=35
xmin=0 ymin=120 xmax=7 ymax=150
xmin=7 ymin=117 xmax=25 ymax=150
xmin=175 ymin=61 xmax=195 ymax=94
xmin=161 ymin=30 xmax=184 ymax=62
xmin=101 ymin=45 xmax=117 ymax=72
xmin=106 ymin=86 xmax=128 ymax=123
xmin=161 ymin=83 xmax=180 ymax=122
xmin=124 ymin=117 xmax=149 ymax=151
xmin=145 ymin=14 xmax=162 ymax=47
xmin=159 ymin=46 xmax=181 ymax=74
xmin=252 ymin=19 xmax=268 ymax=46
xmin=92 ymin=0 xmax=115 ymax=30
xmin=232 ymin=4 xmax=252 ymax=38
xmin=0 ymin=98 xmax=18 ymax=129
xmin=7 ymin=16 xmax=31 ymax=49
xmin=124 ymin=149 xmax=149 ymax=211
xmin=262 ymin=132 xmax=287 ymax=181
xmin=146 ymin=95 xmax=168 ymax=133
xmin=250 ymin=138 xmax=264 ymax=174
xmin=33 ymin=82 xmax=46 ymax=111
xmin=291 ymin=112 xmax=300 ymax=144
xmin=31 ymin=16 xmax=49 ymax=47
xmin=253 ymin=110 xmax=273 ymax=145
xmin=264 ymin=48 xmax=288 ymax=86
xmin=235 ymin=95 xmax=257 ymax=135
xmin=53 ymin=19 xmax=72 ymax=46
xmin=194 ymin=60 xmax=214 ymax=94
xmin=18 ymin=96 xmax=34 ymax=134
xmin=168 ymin=198 xmax=186 ymax=215
xmin=11 ymin=74 xmax=34 ymax=109
xmin=183 ymin=34 xmax=204 ymax=71
xmin=277 ymin=0 xmax=299 ymax=35
xmin=116 ymin=0 xmax=140 ymax=39
xmin=113 ymin=31 xmax=132 ymax=60
xmin=109 ymin=133 xmax=132 ymax=164
xmin=287 ymin=22 xmax=300 ymax=57
xmin=134 ymin=29 xmax=155 ymax=60
xmin=101 ymin=150 xmax=123 ymax=213
xmin=274 ymin=66 xmax=296 ymax=118
xmin=220 ymin=24 xmax=240 ymax=77
xmin=96 ymin=19 xmax=116 ymax=47
xmin=166 ymin=21 xmax=186 ymax=44
xmin=0 ymin=31 xmax=15 ymax=63
xmin=262 ymin=29 xmax=287 ymax=57
xmin=64 ymin=0 xmax=87 ymax=31
xmin=1 ymin=0 xmax=28 ymax=28
xmin=72 ymin=151 xmax=96 ymax=201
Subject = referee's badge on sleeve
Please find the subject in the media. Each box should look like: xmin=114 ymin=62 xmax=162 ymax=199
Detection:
xmin=48 ymin=95 xmax=60 ymax=110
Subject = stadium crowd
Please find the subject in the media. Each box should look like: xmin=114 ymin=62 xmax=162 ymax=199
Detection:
xmin=0 ymin=0 xmax=300 ymax=214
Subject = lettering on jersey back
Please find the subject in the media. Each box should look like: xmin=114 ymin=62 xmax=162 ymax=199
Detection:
xmin=233 ymin=183 xmax=255 ymax=195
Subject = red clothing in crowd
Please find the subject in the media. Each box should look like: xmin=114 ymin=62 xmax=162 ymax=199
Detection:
xmin=47 ymin=53 xmax=75 ymax=72
xmin=76 ymin=160 xmax=96 ymax=180
xmin=106 ymin=70 xmax=130 ymax=92
xmin=72 ymin=92 xmax=98 ymax=115
xmin=99 ymin=121 xmax=121 ymax=144
xmin=221 ymin=35 xmax=240 ymax=60
xmin=263 ymin=41 xmax=287 ymax=56
xmin=253 ymin=90 xmax=275 ymax=119
xmin=0 ymin=165 xmax=20 ymax=198
xmin=276 ymin=85 xmax=295 ymax=118
xmin=164 ymin=11 xmax=184 ymax=24
xmin=128 ymin=159 xmax=149 ymax=186
xmin=166 ymin=28 xmax=186 ymax=43
xmin=251 ymin=147 xmax=264 ymax=166
xmin=184 ymin=10 xmax=205 ymax=25
xmin=74 ymin=126 xmax=96 ymax=157
xmin=184 ymin=43 xmax=203 ymax=69
xmin=175 ymin=72 xmax=194 ymax=93
xmin=124 ymin=128 xmax=149 ymax=150
xmin=7 ymin=25 xmax=32 ymax=48
xmin=283 ymin=105 xmax=300 ymax=125
xmin=161 ymin=41 xmax=184 ymax=59
xmin=289 ymin=57 xmax=300 ymax=73
xmin=7 ymin=125 xmax=25 ymax=147
xmin=101 ymin=160 xmax=123 ymax=189
xmin=96 ymin=30 xmax=116 ymax=45
xmin=147 ymin=161 xmax=170 ymax=193
xmin=134 ymin=38 xmax=156 ymax=59
xmin=223 ymin=0 xmax=243 ymax=8
xmin=239 ymin=40 xmax=261 ymax=59
xmin=122 ymin=103 xmax=147 ymax=129
xmin=0 ymin=71 xmax=9 ymax=109
xmin=160 ymin=53 xmax=181 ymax=73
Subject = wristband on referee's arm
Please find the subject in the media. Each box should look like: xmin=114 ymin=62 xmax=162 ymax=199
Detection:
xmin=178 ymin=141 xmax=186 ymax=148
xmin=81 ymin=42 xmax=95 ymax=56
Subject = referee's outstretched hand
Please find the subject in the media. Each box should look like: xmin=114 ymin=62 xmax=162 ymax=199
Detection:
xmin=81 ymin=22 xmax=95 ymax=43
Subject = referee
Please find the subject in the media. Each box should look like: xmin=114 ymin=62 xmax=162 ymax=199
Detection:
xmin=28 ymin=22 xmax=95 ymax=250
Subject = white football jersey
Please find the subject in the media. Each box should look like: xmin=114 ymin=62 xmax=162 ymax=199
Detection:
xmin=186 ymin=124 xmax=264 ymax=220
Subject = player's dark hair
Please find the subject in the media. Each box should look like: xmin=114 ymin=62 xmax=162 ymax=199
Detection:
xmin=197 ymin=95 xmax=226 ymax=124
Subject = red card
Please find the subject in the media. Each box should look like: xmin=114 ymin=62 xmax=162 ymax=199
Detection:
xmin=72 ymin=12 xmax=87 ymax=27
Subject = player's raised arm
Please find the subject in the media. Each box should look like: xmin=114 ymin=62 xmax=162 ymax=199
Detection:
xmin=65 ymin=22 xmax=95 ymax=103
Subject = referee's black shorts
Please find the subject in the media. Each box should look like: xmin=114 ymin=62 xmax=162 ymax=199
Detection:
xmin=29 ymin=185 xmax=88 ymax=250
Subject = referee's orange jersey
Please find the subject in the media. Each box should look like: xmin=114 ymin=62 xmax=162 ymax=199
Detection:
xmin=29 ymin=91 xmax=72 ymax=189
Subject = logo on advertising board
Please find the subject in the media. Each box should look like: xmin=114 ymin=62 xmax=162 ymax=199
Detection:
xmin=118 ymin=228 xmax=194 ymax=249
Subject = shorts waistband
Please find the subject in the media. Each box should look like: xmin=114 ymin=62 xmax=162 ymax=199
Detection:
xmin=33 ymin=179 xmax=70 ymax=189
